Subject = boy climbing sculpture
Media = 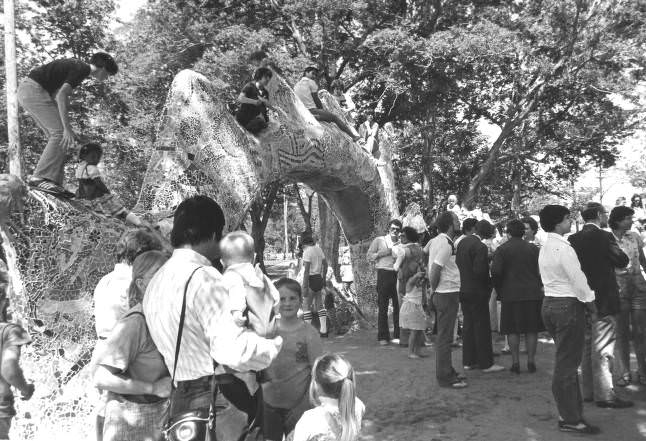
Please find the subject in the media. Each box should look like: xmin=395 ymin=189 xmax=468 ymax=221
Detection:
xmin=293 ymin=66 xmax=360 ymax=142
xmin=18 ymin=52 xmax=119 ymax=198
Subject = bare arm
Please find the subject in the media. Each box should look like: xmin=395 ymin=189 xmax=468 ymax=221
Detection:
xmin=1 ymin=346 xmax=31 ymax=396
xmin=94 ymin=364 xmax=152 ymax=395
xmin=321 ymin=258 xmax=328 ymax=278
xmin=427 ymin=263 xmax=443 ymax=292
xmin=302 ymin=261 xmax=311 ymax=292
xmin=55 ymin=83 xmax=76 ymax=149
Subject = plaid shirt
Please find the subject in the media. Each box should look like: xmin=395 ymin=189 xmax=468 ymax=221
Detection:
xmin=143 ymin=248 xmax=280 ymax=382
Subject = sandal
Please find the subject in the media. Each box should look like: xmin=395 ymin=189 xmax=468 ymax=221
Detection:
xmin=616 ymin=373 xmax=631 ymax=387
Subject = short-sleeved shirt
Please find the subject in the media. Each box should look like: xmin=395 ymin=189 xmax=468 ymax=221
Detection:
xmin=303 ymin=245 xmax=326 ymax=276
xmin=96 ymin=304 xmax=168 ymax=402
xmin=294 ymin=77 xmax=318 ymax=109
xmin=235 ymin=81 xmax=268 ymax=126
xmin=293 ymin=396 xmax=365 ymax=441
xmin=28 ymin=59 xmax=91 ymax=95
xmin=262 ymin=321 xmax=322 ymax=408
xmin=427 ymin=233 xmax=460 ymax=293
xmin=94 ymin=263 xmax=131 ymax=338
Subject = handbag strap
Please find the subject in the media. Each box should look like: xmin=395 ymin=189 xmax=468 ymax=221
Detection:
xmin=170 ymin=266 xmax=203 ymax=386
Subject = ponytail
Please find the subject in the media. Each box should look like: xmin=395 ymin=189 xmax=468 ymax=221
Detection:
xmin=310 ymin=353 xmax=360 ymax=441
xmin=338 ymin=376 xmax=358 ymax=441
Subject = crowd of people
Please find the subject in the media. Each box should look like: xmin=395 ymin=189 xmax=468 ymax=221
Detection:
xmin=368 ymin=194 xmax=645 ymax=435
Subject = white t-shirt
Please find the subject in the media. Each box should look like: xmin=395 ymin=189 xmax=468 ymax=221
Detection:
xmin=426 ymin=233 xmax=461 ymax=293
xmin=294 ymin=77 xmax=319 ymax=109
xmin=94 ymin=263 xmax=131 ymax=338
xmin=303 ymin=244 xmax=326 ymax=276
xmin=293 ymin=396 xmax=365 ymax=441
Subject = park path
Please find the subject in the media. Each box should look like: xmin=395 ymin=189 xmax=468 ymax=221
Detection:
xmin=322 ymin=329 xmax=646 ymax=441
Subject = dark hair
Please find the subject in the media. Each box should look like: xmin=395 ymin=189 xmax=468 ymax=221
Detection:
xmin=301 ymin=232 xmax=315 ymax=245
xmin=170 ymin=195 xmax=226 ymax=247
xmin=609 ymin=206 xmax=635 ymax=230
xmin=388 ymin=219 xmax=403 ymax=230
xmin=506 ymin=219 xmax=526 ymax=238
xmin=79 ymin=142 xmax=102 ymax=161
xmin=89 ymin=52 xmax=118 ymax=75
xmin=539 ymin=205 xmax=570 ymax=232
xmin=274 ymin=277 xmax=302 ymax=298
xmin=462 ymin=218 xmax=477 ymax=235
xmin=304 ymin=66 xmax=319 ymax=75
xmin=521 ymin=216 xmax=538 ymax=234
xmin=476 ymin=220 xmax=494 ymax=239
xmin=581 ymin=202 xmax=605 ymax=222
xmin=116 ymin=229 xmax=163 ymax=264
xmin=253 ymin=67 xmax=273 ymax=81
xmin=435 ymin=211 xmax=455 ymax=234
xmin=631 ymin=193 xmax=643 ymax=209
xmin=401 ymin=226 xmax=419 ymax=243
xmin=248 ymin=50 xmax=268 ymax=63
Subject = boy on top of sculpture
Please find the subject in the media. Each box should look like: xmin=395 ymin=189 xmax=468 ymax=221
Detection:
xmin=236 ymin=67 xmax=273 ymax=134
xmin=18 ymin=53 xmax=119 ymax=198
xmin=293 ymin=66 xmax=360 ymax=142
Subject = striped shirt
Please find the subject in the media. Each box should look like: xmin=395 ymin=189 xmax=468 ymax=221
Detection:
xmin=143 ymin=248 xmax=280 ymax=382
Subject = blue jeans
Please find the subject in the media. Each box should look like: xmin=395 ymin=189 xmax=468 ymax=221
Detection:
xmin=542 ymin=297 xmax=585 ymax=423
xmin=433 ymin=292 xmax=460 ymax=385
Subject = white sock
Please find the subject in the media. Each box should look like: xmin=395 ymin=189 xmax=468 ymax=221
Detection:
xmin=318 ymin=309 xmax=327 ymax=334
xmin=303 ymin=311 xmax=312 ymax=323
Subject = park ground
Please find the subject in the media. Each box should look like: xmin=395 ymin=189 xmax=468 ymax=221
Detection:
xmin=324 ymin=328 xmax=646 ymax=441
xmin=266 ymin=260 xmax=646 ymax=441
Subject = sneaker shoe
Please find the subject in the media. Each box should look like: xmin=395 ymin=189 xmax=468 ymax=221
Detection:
xmin=448 ymin=379 xmax=468 ymax=389
xmin=558 ymin=421 xmax=601 ymax=435
xmin=378 ymin=340 xmax=389 ymax=346
xmin=501 ymin=347 xmax=511 ymax=355
xmin=463 ymin=365 xmax=476 ymax=371
xmin=595 ymin=398 xmax=634 ymax=409
xmin=408 ymin=354 xmax=421 ymax=359
xmin=482 ymin=364 xmax=505 ymax=373
xmin=391 ymin=338 xmax=400 ymax=344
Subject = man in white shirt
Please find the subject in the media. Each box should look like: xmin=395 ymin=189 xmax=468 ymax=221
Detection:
xmin=538 ymin=205 xmax=600 ymax=435
xmin=367 ymin=219 xmax=402 ymax=345
xmin=293 ymin=66 xmax=360 ymax=141
xmin=144 ymin=195 xmax=282 ymax=438
xmin=428 ymin=211 xmax=467 ymax=388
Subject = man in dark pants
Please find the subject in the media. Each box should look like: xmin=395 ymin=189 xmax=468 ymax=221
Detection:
xmin=568 ymin=202 xmax=633 ymax=409
xmin=456 ymin=220 xmax=504 ymax=373
xmin=539 ymin=204 xmax=600 ymax=435
xmin=428 ymin=211 xmax=467 ymax=388
xmin=367 ymin=219 xmax=402 ymax=345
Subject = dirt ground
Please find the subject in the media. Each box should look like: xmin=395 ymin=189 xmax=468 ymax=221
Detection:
xmin=322 ymin=328 xmax=646 ymax=441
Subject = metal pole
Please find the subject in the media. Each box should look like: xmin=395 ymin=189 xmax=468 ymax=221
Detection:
xmin=4 ymin=0 xmax=22 ymax=177
xmin=283 ymin=188 xmax=288 ymax=260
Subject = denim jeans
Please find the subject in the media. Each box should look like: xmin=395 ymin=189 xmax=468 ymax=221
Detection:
xmin=542 ymin=297 xmax=585 ymax=424
xmin=377 ymin=269 xmax=399 ymax=341
xmin=615 ymin=274 xmax=646 ymax=377
xmin=460 ymin=293 xmax=494 ymax=369
xmin=17 ymin=78 xmax=67 ymax=185
xmin=433 ymin=292 xmax=460 ymax=385
xmin=581 ymin=314 xmax=617 ymax=402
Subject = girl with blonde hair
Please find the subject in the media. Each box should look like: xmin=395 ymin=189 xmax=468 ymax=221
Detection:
xmin=292 ymin=354 xmax=364 ymax=441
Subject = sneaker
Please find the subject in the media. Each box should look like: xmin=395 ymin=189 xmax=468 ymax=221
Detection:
xmin=595 ymin=398 xmax=634 ymax=409
xmin=447 ymin=379 xmax=468 ymax=389
xmin=464 ymin=365 xmax=477 ymax=371
xmin=482 ymin=364 xmax=505 ymax=373
xmin=29 ymin=178 xmax=74 ymax=198
xmin=391 ymin=338 xmax=400 ymax=344
xmin=408 ymin=354 xmax=421 ymax=359
xmin=501 ymin=347 xmax=511 ymax=355
xmin=378 ymin=340 xmax=389 ymax=346
xmin=558 ymin=421 xmax=601 ymax=435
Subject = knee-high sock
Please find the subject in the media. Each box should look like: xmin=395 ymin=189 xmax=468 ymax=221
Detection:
xmin=302 ymin=310 xmax=313 ymax=324
xmin=318 ymin=309 xmax=328 ymax=334
xmin=327 ymin=307 xmax=338 ymax=334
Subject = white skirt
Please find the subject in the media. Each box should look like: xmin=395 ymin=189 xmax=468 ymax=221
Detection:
xmin=399 ymin=300 xmax=427 ymax=330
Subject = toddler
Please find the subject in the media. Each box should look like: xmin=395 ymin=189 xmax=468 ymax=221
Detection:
xmin=399 ymin=272 xmax=428 ymax=359
xmin=75 ymin=143 xmax=145 ymax=226
xmin=293 ymin=353 xmax=365 ymax=441
xmin=262 ymin=278 xmax=322 ymax=441
xmin=217 ymin=230 xmax=280 ymax=422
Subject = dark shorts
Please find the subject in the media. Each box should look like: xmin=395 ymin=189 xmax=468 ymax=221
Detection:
xmin=309 ymin=274 xmax=324 ymax=292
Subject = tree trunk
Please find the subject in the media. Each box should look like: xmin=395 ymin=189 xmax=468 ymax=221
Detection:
xmin=318 ymin=195 xmax=341 ymax=281
xmin=293 ymin=183 xmax=313 ymax=235
xmin=249 ymin=182 xmax=280 ymax=274
xmin=376 ymin=123 xmax=400 ymax=218
xmin=4 ymin=0 xmax=21 ymax=176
